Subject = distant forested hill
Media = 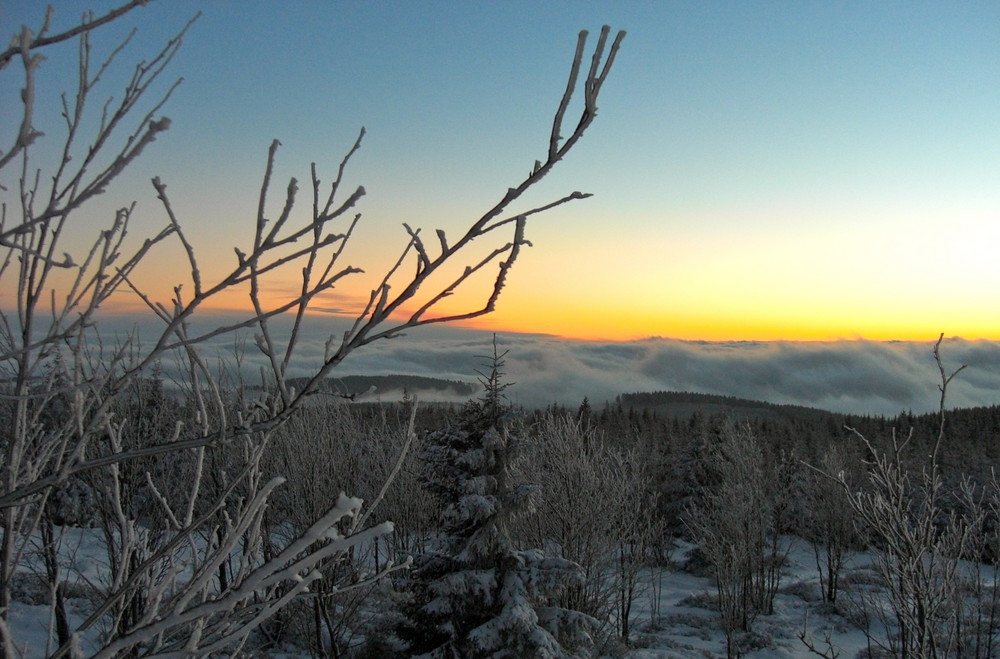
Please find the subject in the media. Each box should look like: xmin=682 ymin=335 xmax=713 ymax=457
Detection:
xmin=599 ymin=390 xmax=999 ymax=480
xmin=287 ymin=374 xmax=477 ymax=399
xmin=616 ymin=390 xmax=835 ymax=425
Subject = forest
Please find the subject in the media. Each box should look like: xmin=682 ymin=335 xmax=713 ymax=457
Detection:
xmin=8 ymin=352 xmax=1000 ymax=657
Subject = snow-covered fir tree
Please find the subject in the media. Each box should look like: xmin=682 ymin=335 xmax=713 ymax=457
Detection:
xmin=399 ymin=339 xmax=597 ymax=658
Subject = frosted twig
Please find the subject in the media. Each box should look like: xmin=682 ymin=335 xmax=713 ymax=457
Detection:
xmin=357 ymin=401 xmax=419 ymax=529
xmin=932 ymin=332 xmax=966 ymax=462
xmin=5 ymin=15 xmax=626 ymax=657
xmin=0 ymin=0 xmax=154 ymax=68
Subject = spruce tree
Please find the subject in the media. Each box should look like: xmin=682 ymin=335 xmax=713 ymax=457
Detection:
xmin=400 ymin=339 xmax=596 ymax=658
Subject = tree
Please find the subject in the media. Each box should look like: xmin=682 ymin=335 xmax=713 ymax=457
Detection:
xmin=684 ymin=421 xmax=793 ymax=658
xmin=813 ymin=335 xmax=1000 ymax=658
xmin=798 ymin=443 xmax=861 ymax=606
xmin=260 ymin=401 xmax=431 ymax=655
xmin=518 ymin=410 xmax=662 ymax=644
xmin=401 ymin=340 xmax=597 ymax=657
xmin=0 ymin=3 xmax=625 ymax=654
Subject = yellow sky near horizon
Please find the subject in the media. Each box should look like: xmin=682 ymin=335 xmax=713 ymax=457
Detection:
xmin=87 ymin=210 xmax=998 ymax=344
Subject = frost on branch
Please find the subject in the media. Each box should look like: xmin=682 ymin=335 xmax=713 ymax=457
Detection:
xmin=0 ymin=2 xmax=623 ymax=653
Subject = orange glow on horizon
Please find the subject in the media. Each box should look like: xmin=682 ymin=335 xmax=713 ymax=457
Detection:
xmin=78 ymin=291 xmax=1000 ymax=344
xmin=457 ymin=320 xmax=998 ymax=344
xmin=81 ymin=251 xmax=1000 ymax=345
xmin=449 ymin=290 xmax=1000 ymax=343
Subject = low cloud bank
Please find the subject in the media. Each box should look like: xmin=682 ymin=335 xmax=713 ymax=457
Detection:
xmin=99 ymin=312 xmax=1000 ymax=416
xmin=497 ymin=334 xmax=1000 ymax=416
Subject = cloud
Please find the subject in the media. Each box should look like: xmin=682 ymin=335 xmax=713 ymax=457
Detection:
xmin=320 ymin=329 xmax=1000 ymax=415
xmin=332 ymin=330 xmax=999 ymax=416
xmin=95 ymin=310 xmax=1000 ymax=416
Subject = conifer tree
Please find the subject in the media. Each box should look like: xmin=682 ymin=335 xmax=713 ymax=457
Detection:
xmin=401 ymin=338 xmax=596 ymax=658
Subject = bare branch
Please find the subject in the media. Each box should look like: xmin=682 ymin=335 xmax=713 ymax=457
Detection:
xmin=0 ymin=28 xmax=44 ymax=171
xmin=1 ymin=17 xmax=626 ymax=656
xmin=0 ymin=0 xmax=156 ymax=69
xmin=932 ymin=332 xmax=967 ymax=462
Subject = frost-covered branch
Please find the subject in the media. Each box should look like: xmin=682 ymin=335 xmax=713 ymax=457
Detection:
xmin=1 ymin=5 xmax=624 ymax=655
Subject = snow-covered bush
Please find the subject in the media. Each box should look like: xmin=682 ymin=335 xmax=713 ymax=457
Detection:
xmin=797 ymin=443 xmax=863 ymax=605
xmin=260 ymin=402 xmax=430 ymax=655
xmin=684 ymin=421 xmax=793 ymax=658
xmin=821 ymin=336 xmax=1000 ymax=657
xmin=518 ymin=411 xmax=663 ymax=643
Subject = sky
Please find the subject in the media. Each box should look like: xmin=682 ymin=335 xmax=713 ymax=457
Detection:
xmin=2 ymin=2 xmax=1000 ymax=414
xmin=3 ymin=0 xmax=999 ymax=343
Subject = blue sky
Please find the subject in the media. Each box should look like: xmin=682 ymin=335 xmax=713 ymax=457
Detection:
xmin=2 ymin=1 xmax=999 ymax=341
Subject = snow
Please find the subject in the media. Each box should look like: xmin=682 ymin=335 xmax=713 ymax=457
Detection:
xmin=625 ymin=538 xmax=875 ymax=658
xmin=5 ymin=525 xmax=110 ymax=657
xmin=7 ymin=525 xmax=995 ymax=657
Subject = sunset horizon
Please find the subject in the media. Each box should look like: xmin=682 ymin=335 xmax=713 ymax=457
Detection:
xmin=88 ymin=298 xmax=1000 ymax=346
xmin=3 ymin=0 xmax=997 ymax=369
xmin=85 ymin=287 xmax=1000 ymax=344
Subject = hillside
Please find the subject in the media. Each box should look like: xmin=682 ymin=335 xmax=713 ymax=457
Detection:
xmin=287 ymin=374 xmax=477 ymax=401
xmin=616 ymin=390 xmax=839 ymax=425
xmin=609 ymin=389 xmax=1000 ymax=480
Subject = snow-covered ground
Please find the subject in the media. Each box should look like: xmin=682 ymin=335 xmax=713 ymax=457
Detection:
xmin=625 ymin=538 xmax=872 ymax=659
xmin=6 ymin=525 xmax=109 ymax=657
xmin=7 ymin=528 xmax=994 ymax=657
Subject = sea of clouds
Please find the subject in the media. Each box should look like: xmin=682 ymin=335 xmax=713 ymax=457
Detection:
xmin=99 ymin=311 xmax=1000 ymax=417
